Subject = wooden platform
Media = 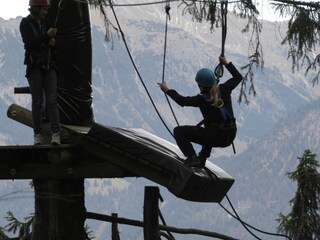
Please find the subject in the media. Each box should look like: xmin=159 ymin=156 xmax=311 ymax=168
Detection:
xmin=2 ymin=104 xmax=235 ymax=203
xmin=0 ymin=143 xmax=133 ymax=180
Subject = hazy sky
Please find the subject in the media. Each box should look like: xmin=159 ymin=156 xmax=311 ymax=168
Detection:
xmin=0 ymin=0 xmax=29 ymax=19
xmin=0 ymin=0 xmax=283 ymax=21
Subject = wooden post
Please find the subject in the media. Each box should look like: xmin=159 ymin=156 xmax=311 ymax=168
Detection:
xmin=32 ymin=132 xmax=86 ymax=240
xmin=111 ymin=213 xmax=120 ymax=240
xmin=143 ymin=186 xmax=160 ymax=240
xmin=32 ymin=179 xmax=86 ymax=240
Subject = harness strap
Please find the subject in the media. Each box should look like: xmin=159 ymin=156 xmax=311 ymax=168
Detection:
xmin=197 ymin=87 xmax=236 ymax=154
xmin=216 ymin=88 xmax=234 ymax=121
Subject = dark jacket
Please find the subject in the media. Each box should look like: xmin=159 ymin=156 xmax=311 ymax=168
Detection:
xmin=20 ymin=15 xmax=54 ymax=76
xmin=166 ymin=62 xmax=243 ymax=128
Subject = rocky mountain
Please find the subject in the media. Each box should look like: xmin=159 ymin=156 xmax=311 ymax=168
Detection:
xmin=0 ymin=2 xmax=319 ymax=239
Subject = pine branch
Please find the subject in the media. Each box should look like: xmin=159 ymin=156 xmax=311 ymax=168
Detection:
xmin=270 ymin=0 xmax=320 ymax=9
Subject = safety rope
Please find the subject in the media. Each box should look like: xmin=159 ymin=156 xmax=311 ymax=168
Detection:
xmin=220 ymin=1 xmax=238 ymax=154
xmin=214 ymin=0 xmax=228 ymax=82
xmin=159 ymin=197 xmax=176 ymax=239
xmin=214 ymin=0 xmax=237 ymax=154
xmin=161 ymin=3 xmax=180 ymax=126
xmin=107 ymin=0 xmax=175 ymax=139
xmin=47 ymin=0 xmax=67 ymax=69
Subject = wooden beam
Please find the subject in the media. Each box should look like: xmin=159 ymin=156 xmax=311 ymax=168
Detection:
xmin=86 ymin=211 xmax=239 ymax=240
xmin=0 ymin=162 xmax=135 ymax=180
xmin=0 ymin=144 xmax=136 ymax=179
xmin=7 ymin=103 xmax=33 ymax=128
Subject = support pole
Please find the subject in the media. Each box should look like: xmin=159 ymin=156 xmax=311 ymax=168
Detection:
xmin=112 ymin=213 xmax=120 ymax=240
xmin=143 ymin=186 xmax=160 ymax=240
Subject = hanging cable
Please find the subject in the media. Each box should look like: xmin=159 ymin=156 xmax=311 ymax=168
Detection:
xmin=213 ymin=0 xmax=237 ymax=154
xmin=159 ymin=209 xmax=176 ymax=240
xmin=161 ymin=2 xmax=180 ymax=127
xmin=202 ymin=168 xmax=292 ymax=240
xmin=219 ymin=200 xmax=293 ymax=240
xmin=214 ymin=0 xmax=228 ymax=82
xmin=158 ymin=192 xmax=176 ymax=239
xmin=107 ymin=0 xmax=175 ymax=139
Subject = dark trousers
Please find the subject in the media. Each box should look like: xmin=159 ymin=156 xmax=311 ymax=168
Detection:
xmin=27 ymin=66 xmax=60 ymax=135
xmin=173 ymin=125 xmax=236 ymax=158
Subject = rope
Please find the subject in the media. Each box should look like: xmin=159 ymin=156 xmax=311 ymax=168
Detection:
xmin=213 ymin=0 xmax=237 ymax=154
xmin=202 ymin=167 xmax=292 ymax=240
xmin=161 ymin=3 xmax=180 ymax=126
xmin=219 ymin=200 xmax=293 ymax=240
xmin=214 ymin=0 xmax=228 ymax=81
xmin=107 ymin=0 xmax=175 ymax=139
xmin=159 ymin=208 xmax=176 ymax=239
xmin=47 ymin=0 xmax=67 ymax=69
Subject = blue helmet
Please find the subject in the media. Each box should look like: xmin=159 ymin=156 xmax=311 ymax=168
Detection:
xmin=195 ymin=68 xmax=216 ymax=87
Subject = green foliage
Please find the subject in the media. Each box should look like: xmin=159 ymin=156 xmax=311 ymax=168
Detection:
xmin=178 ymin=1 xmax=261 ymax=104
xmin=1 ymin=211 xmax=95 ymax=240
xmin=277 ymin=149 xmax=320 ymax=240
xmin=84 ymin=225 xmax=95 ymax=240
xmin=5 ymin=211 xmax=24 ymax=235
xmin=0 ymin=211 xmax=34 ymax=239
xmin=0 ymin=227 xmax=9 ymax=240
xmin=271 ymin=0 xmax=320 ymax=84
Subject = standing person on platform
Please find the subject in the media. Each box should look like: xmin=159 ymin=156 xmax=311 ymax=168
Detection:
xmin=158 ymin=55 xmax=243 ymax=167
xmin=20 ymin=0 xmax=60 ymax=145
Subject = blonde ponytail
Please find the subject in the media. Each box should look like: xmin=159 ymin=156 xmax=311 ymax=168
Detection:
xmin=208 ymin=84 xmax=219 ymax=106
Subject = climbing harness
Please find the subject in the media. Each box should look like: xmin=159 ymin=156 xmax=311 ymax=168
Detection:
xmin=214 ymin=87 xmax=234 ymax=125
xmin=196 ymin=87 xmax=237 ymax=154
xmin=216 ymin=89 xmax=237 ymax=155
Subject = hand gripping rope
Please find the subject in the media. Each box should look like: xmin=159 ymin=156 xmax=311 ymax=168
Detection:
xmin=46 ymin=0 xmax=67 ymax=69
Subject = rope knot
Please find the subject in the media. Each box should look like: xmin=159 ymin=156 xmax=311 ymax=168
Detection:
xmin=165 ymin=4 xmax=171 ymax=20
